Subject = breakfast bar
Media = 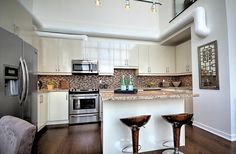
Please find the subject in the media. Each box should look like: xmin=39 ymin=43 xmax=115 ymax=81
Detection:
xmin=101 ymin=89 xmax=198 ymax=154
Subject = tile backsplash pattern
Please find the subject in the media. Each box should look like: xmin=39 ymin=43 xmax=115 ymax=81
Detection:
xmin=38 ymin=69 xmax=192 ymax=89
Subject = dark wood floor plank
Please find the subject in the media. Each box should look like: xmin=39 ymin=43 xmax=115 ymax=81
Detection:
xmin=35 ymin=124 xmax=236 ymax=154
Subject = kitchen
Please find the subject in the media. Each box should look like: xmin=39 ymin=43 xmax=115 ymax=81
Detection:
xmin=0 ymin=0 xmax=236 ymax=154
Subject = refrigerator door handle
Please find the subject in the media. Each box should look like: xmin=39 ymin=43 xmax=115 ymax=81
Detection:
xmin=18 ymin=57 xmax=26 ymax=105
xmin=23 ymin=59 xmax=29 ymax=103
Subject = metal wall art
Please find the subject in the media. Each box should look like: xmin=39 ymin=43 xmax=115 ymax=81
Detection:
xmin=198 ymin=40 xmax=219 ymax=90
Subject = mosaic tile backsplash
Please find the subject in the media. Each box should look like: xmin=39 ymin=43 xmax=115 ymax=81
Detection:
xmin=38 ymin=69 xmax=192 ymax=89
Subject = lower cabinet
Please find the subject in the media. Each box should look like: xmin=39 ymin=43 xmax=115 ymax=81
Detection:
xmin=37 ymin=93 xmax=48 ymax=131
xmin=185 ymin=97 xmax=193 ymax=113
xmin=47 ymin=92 xmax=69 ymax=125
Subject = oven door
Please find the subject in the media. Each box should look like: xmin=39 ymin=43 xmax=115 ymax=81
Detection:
xmin=69 ymin=94 xmax=99 ymax=114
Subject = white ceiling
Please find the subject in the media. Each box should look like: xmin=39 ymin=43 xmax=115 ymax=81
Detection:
xmin=32 ymin=0 xmax=161 ymax=41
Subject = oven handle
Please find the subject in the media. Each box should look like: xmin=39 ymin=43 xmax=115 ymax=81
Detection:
xmin=70 ymin=113 xmax=98 ymax=117
xmin=71 ymin=96 xmax=98 ymax=99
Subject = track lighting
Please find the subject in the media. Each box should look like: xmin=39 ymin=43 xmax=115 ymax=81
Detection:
xmin=125 ymin=0 xmax=131 ymax=9
xmin=94 ymin=0 xmax=162 ymax=13
xmin=151 ymin=1 xmax=157 ymax=13
xmin=95 ymin=0 xmax=101 ymax=6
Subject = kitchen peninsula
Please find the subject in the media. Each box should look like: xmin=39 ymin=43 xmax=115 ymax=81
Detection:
xmin=101 ymin=89 xmax=198 ymax=153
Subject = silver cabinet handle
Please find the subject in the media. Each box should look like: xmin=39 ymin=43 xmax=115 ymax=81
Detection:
xmin=40 ymin=95 xmax=43 ymax=104
xmin=66 ymin=94 xmax=68 ymax=100
xmin=166 ymin=67 xmax=169 ymax=73
xmin=148 ymin=67 xmax=151 ymax=73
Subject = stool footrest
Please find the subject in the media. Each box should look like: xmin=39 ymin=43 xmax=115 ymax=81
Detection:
xmin=122 ymin=144 xmax=141 ymax=153
xmin=162 ymin=149 xmax=184 ymax=154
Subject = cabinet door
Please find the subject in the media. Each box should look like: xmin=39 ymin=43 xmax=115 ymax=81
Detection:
xmin=127 ymin=43 xmax=139 ymax=67
xmin=176 ymin=40 xmax=191 ymax=73
xmin=84 ymin=41 xmax=98 ymax=60
xmin=98 ymin=42 xmax=114 ymax=75
xmin=37 ymin=93 xmax=48 ymax=130
xmin=48 ymin=92 xmax=68 ymax=122
xmin=138 ymin=44 xmax=149 ymax=74
xmin=58 ymin=39 xmax=83 ymax=73
xmin=149 ymin=45 xmax=162 ymax=74
xmin=39 ymin=37 xmax=58 ymax=72
xmin=159 ymin=46 xmax=176 ymax=73
xmin=113 ymin=43 xmax=126 ymax=67
xmin=186 ymin=40 xmax=192 ymax=72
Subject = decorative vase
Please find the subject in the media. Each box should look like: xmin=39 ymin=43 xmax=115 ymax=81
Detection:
xmin=47 ymin=85 xmax=54 ymax=90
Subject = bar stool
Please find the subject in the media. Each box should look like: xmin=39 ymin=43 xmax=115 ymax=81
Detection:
xmin=162 ymin=113 xmax=193 ymax=154
xmin=120 ymin=115 xmax=151 ymax=154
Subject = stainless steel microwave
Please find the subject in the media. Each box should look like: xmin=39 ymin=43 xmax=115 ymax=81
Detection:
xmin=72 ymin=60 xmax=98 ymax=74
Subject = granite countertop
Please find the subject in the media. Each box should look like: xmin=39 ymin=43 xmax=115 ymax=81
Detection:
xmin=100 ymin=88 xmax=198 ymax=101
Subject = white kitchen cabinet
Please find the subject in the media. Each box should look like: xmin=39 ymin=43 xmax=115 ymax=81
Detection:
xmin=38 ymin=37 xmax=58 ymax=73
xmin=185 ymin=97 xmax=193 ymax=113
xmin=98 ymin=42 xmax=114 ymax=75
xmin=84 ymin=41 xmax=99 ymax=60
xmin=58 ymin=38 xmax=83 ymax=72
xmin=127 ymin=43 xmax=139 ymax=67
xmin=176 ymin=40 xmax=192 ymax=74
xmin=138 ymin=44 xmax=175 ymax=75
xmin=137 ymin=44 xmax=149 ymax=74
xmin=38 ymin=37 xmax=83 ymax=74
xmin=37 ymin=93 xmax=48 ymax=131
xmin=154 ymin=45 xmax=176 ymax=74
xmin=48 ymin=92 xmax=69 ymax=125
xmin=113 ymin=42 xmax=139 ymax=68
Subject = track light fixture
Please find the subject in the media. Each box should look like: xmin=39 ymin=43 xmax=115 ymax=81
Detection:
xmin=95 ymin=0 xmax=101 ymax=6
xmin=151 ymin=1 xmax=157 ymax=13
xmin=125 ymin=0 xmax=131 ymax=9
xmin=94 ymin=0 xmax=162 ymax=13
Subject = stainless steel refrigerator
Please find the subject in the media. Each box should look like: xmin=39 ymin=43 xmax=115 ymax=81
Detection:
xmin=0 ymin=27 xmax=38 ymax=126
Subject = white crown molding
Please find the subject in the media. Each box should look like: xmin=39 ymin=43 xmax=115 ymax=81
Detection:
xmin=35 ymin=31 xmax=88 ymax=40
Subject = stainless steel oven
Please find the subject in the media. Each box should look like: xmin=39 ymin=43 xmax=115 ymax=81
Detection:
xmin=69 ymin=89 xmax=100 ymax=124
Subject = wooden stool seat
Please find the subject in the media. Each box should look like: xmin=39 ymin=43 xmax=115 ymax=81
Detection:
xmin=120 ymin=115 xmax=151 ymax=154
xmin=162 ymin=113 xmax=193 ymax=126
xmin=162 ymin=113 xmax=193 ymax=154
xmin=120 ymin=115 xmax=151 ymax=128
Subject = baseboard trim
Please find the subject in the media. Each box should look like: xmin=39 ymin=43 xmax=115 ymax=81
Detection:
xmin=193 ymin=121 xmax=236 ymax=141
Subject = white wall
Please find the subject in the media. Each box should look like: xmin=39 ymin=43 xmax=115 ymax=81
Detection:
xmin=32 ymin=0 xmax=160 ymax=40
xmin=159 ymin=0 xmax=234 ymax=141
xmin=225 ymin=0 xmax=236 ymax=140
xmin=0 ymin=0 xmax=37 ymax=46
xmin=159 ymin=0 xmax=173 ymax=31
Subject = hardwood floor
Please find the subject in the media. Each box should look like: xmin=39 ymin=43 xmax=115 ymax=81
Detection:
xmin=35 ymin=123 xmax=236 ymax=154
xmin=36 ymin=123 xmax=103 ymax=154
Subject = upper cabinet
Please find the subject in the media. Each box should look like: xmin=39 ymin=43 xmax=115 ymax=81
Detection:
xmin=38 ymin=37 xmax=83 ymax=74
xmin=113 ymin=43 xmax=139 ymax=68
xmin=97 ymin=42 xmax=114 ymax=75
xmin=84 ymin=41 xmax=98 ymax=60
xmin=138 ymin=44 xmax=176 ymax=75
xmin=84 ymin=40 xmax=114 ymax=75
xmin=175 ymin=40 xmax=192 ymax=74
